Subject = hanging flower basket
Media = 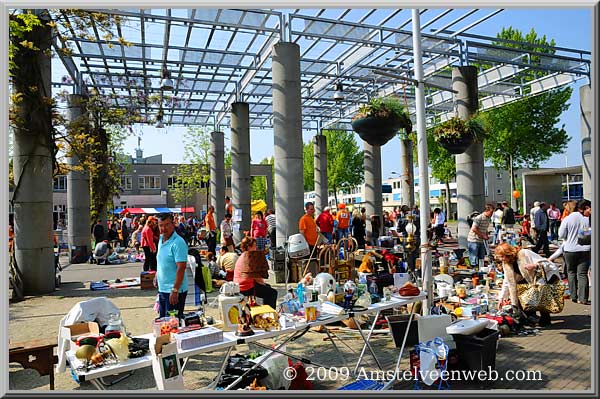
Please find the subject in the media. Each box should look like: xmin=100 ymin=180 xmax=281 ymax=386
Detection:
xmin=351 ymin=97 xmax=412 ymax=146
xmin=436 ymin=133 xmax=474 ymax=154
xmin=433 ymin=116 xmax=486 ymax=155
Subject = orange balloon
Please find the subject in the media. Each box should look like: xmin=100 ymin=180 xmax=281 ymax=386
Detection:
xmin=512 ymin=190 xmax=521 ymax=199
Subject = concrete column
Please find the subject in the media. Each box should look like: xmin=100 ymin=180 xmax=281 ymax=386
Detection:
xmin=363 ymin=142 xmax=382 ymax=236
xmin=272 ymin=42 xmax=304 ymax=247
xmin=580 ymin=84 xmax=593 ymax=203
xmin=66 ymin=94 xmax=90 ymax=263
xmin=265 ymin=165 xmax=274 ymax=210
xmin=231 ymin=102 xmax=251 ymax=236
xmin=210 ymin=130 xmax=225 ymax=224
xmin=12 ymin=9 xmax=55 ymax=294
xmin=400 ymin=137 xmax=415 ymax=207
xmin=453 ymin=66 xmax=483 ymax=248
xmin=314 ymin=134 xmax=328 ymax=212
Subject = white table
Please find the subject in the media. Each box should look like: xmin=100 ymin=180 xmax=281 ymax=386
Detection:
xmin=66 ymin=294 xmax=426 ymax=390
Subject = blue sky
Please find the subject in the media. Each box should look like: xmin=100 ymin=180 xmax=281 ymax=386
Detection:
xmin=117 ymin=8 xmax=591 ymax=178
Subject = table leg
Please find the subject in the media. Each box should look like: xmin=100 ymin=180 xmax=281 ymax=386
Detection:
xmin=223 ymin=330 xmax=300 ymax=390
xmin=382 ymin=304 xmax=417 ymax=390
xmin=323 ymin=327 xmax=346 ymax=365
xmin=206 ymin=346 xmax=234 ymax=390
xmin=352 ymin=316 xmax=383 ymax=374
xmin=353 ymin=310 xmax=382 ymax=375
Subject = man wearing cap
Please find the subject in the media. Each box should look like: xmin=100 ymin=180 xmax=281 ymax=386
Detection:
xmin=336 ymin=204 xmax=351 ymax=241
xmin=316 ymin=206 xmax=335 ymax=243
xmin=532 ymin=202 xmax=550 ymax=257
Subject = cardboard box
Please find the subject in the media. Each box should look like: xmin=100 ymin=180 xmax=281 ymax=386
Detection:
xmin=173 ymin=326 xmax=223 ymax=351
xmin=141 ymin=271 xmax=156 ymax=290
xmin=61 ymin=322 xmax=100 ymax=351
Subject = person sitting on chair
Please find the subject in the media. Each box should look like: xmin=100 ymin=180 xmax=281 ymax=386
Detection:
xmin=234 ymin=237 xmax=277 ymax=309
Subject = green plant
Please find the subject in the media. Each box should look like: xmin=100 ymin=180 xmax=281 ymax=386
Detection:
xmin=353 ymin=96 xmax=412 ymax=132
xmin=433 ymin=115 xmax=487 ymax=142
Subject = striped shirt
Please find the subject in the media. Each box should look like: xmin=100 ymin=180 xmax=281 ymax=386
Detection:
xmin=467 ymin=213 xmax=491 ymax=243
xmin=265 ymin=214 xmax=276 ymax=233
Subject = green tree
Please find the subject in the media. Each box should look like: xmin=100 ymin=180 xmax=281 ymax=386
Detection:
xmin=303 ymin=130 xmax=364 ymax=207
xmin=426 ymin=130 xmax=455 ymax=217
xmin=250 ymin=157 xmax=273 ymax=201
xmin=482 ymin=27 xmax=572 ymax=202
xmin=171 ymin=126 xmax=211 ymax=208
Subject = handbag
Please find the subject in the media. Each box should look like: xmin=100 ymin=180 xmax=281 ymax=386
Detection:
xmin=517 ymin=263 xmax=565 ymax=314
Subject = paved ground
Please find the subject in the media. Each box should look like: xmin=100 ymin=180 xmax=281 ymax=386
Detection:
xmin=8 ymin=246 xmax=592 ymax=392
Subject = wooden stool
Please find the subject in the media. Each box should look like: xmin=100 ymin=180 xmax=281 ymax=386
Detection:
xmin=10 ymin=338 xmax=58 ymax=390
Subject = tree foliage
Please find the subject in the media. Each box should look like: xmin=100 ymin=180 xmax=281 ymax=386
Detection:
xmin=302 ymin=130 xmax=364 ymax=204
xmin=251 ymin=157 xmax=273 ymax=201
xmin=482 ymin=27 xmax=571 ymax=171
xmin=171 ymin=126 xmax=211 ymax=206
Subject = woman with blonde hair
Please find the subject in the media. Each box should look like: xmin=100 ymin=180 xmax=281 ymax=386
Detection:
xmin=494 ymin=242 xmax=561 ymax=326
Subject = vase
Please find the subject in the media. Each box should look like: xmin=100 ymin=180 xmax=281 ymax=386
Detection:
xmin=351 ymin=116 xmax=404 ymax=146
xmin=436 ymin=133 xmax=474 ymax=154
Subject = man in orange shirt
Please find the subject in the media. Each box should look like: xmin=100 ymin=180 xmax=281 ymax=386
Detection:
xmin=299 ymin=202 xmax=318 ymax=251
xmin=336 ymin=203 xmax=351 ymax=241
xmin=204 ymin=205 xmax=217 ymax=254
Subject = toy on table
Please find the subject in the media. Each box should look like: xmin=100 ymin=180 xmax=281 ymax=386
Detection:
xmin=236 ymin=299 xmax=255 ymax=337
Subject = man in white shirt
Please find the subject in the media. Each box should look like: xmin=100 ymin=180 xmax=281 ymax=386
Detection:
xmin=558 ymin=199 xmax=591 ymax=305
xmin=529 ymin=201 xmax=541 ymax=241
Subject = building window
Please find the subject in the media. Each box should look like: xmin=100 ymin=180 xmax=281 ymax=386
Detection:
xmin=168 ymin=176 xmax=180 ymax=189
xmin=121 ymin=176 xmax=132 ymax=190
xmin=497 ymin=189 xmax=502 ymax=195
xmin=139 ymin=175 xmax=161 ymax=189
xmin=53 ymin=175 xmax=67 ymax=191
xmin=496 ymin=172 xmax=502 ymax=179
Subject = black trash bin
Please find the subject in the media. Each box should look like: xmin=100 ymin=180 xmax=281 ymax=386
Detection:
xmin=452 ymin=328 xmax=499 ymax=372
xmin=386 ymin=314 xmax=419 ymax=348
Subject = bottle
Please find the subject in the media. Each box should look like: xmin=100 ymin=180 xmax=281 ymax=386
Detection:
xmin=296 ymin=283 xmax=305 ymax=304
xmin=106 ymin=312 xmax=125 ymax=335
xmin=369 ymin=280 xmax=378 ymax=295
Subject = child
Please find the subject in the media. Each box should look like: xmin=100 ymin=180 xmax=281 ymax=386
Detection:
xmin=519 ymin=214 xmax=535 ymax=245
xmin=206 ymin=252 xmax=220 ymax=279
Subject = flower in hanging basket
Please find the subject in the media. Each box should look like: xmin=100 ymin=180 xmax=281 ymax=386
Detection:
xmin=351 ymin=96 xmax=412 ymax=146
xmin=432 ymin=115 xmax=487 ymax=154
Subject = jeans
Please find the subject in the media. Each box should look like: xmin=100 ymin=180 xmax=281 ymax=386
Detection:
xmin=564 ymin=251 xmax=590 ymax=303
xmin=241 ymin=283 xmax=278 ymax=309
xmin=493 ymin=224 xmax=502 ymax=244
xmin=322 ymin=232 xmax=333 ymax=243
xmin=337 ymin=228 xmax=349 ymax=241
xmin=467 ymin=241 xmax=486 ymax=268
xmin=158 ymin=291 xmax=188 ymax=319
xmin=549 ymin=220 xmax=560 ymax=241
xmin=268 ymin=230 xmax=276 ymax=248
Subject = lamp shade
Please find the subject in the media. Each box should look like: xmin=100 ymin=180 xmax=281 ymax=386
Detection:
xmin=160 ymin=77 xmax=174 ymax=90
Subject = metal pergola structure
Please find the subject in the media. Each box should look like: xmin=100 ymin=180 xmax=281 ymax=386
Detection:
xmin=50 ymin=8 xmax=591 ymax=132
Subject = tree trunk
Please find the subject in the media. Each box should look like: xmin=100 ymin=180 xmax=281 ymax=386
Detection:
xmin=445 ymin=180 xmax=452 ymax=220
xmin=11 ymin=9 xmax=55 ymax=295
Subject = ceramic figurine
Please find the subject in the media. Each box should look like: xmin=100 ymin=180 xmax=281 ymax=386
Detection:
xmin=236 ymin=300 xmax=254 ymax=337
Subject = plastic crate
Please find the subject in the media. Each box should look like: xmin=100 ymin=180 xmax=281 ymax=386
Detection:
xmin=452 ymin=328 xmax=499 ymax=372
xmin=338 ymin=379 xmax=384 ymax=390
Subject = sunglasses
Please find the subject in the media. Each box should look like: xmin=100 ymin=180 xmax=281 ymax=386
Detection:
xmin=76 ymin=335 xmax=102 ymax=347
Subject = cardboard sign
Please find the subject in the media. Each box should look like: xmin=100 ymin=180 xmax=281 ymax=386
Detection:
xmin=150 ymin=334 xmax=185 ymax=390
